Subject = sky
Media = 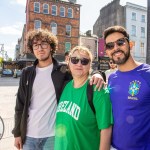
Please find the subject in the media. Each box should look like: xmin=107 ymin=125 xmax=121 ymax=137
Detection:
xmin=0 ymin=0 xmax=147 ymax=59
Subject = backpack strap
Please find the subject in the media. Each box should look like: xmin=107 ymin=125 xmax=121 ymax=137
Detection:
xmin=87 ymin=83 xmax=95 ymax=114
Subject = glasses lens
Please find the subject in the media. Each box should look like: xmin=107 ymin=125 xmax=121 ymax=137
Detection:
xmin=70 ymin=57 xmax=79 ymax=64
xmin=106 ymin=42 xmax=115 ymax=50
xmin=41 ymin=42 xmax=48 ymax=49
xmin=80 ymin=58 xmax=90 ymax=65
xmin=117 ymin=38 xmax=125 ymax=46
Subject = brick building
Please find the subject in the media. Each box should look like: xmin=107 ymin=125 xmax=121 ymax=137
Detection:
xmin=23 ymin=0 xmax=80 ymax=60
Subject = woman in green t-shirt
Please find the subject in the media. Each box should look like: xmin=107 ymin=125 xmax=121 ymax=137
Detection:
xmin=54 ymin=46 xmax=113 ymax=150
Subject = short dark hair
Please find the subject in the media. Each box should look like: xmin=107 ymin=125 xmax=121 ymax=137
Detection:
xmin=103 ymin=26 xmax=129 ymax=42
xmin=27 ymin=29 xmax=58 ymax=56
xmin=65 ymin=51 xmax=70 ymax=56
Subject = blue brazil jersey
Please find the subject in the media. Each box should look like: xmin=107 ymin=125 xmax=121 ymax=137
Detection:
xmin=108 ymin=64 xmax=150 ymax=150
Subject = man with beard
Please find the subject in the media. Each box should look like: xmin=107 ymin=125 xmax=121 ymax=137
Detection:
xmin=103 ymin=26 xmax=150 ymax=150
xmin=12 ymin=29 xmax=104 ymax=150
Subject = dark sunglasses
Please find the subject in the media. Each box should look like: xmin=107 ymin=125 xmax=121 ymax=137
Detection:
xmin=70 ymin=57 xmax=90 ymax=65
xmin=105 ymin=37 xmax=128 ymax=50
xmin=109 ymin=62 xmax=114 ymax=64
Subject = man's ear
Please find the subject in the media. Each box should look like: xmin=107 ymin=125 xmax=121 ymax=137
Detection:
xmin=129 ymin=41 xmax=134 ymax=49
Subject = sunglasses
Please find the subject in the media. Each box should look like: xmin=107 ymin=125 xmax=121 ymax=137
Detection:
xmin=109 ymin=62 xmax=114 ymax=64
xmin=70 ymin=57 xmax=90 ymax=65
xmin=105 ymin=37 xmax=128 ymax=50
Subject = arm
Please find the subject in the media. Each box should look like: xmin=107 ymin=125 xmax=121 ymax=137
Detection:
xmin=100 ymin=126 xmax=112 ymax=150
xmin=90 ymin=71 xmax=106 ymax=91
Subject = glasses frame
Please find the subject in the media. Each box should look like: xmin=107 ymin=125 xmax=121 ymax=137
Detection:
xmin=70 ymin=57 xmax=90 ymax=66
xmin=105 ymin=37 xmax=128 ymax=50
xmin=33 ymin=41 xmax=49 ymax=50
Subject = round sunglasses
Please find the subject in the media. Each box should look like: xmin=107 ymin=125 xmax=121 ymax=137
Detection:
xmin=70 ymin=57 xmax=90 ymax=65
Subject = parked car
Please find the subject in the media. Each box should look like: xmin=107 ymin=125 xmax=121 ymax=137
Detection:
xmin=13 ymin=69 xmax=22 ymax=78
xmin=1 ymin=69 xmax=13 ymax=77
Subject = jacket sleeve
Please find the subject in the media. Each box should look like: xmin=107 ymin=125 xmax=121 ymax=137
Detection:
xmin=12 ymin=69 xmax=27 ymax=137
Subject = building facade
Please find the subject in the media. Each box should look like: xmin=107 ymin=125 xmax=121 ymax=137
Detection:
xmin=23 ymin=0 xmax=80 ymax=60
xmin=126 ymin=2 xmax=147 ymax=63
xmin=93 ymin=0 xmax=147 ymax=63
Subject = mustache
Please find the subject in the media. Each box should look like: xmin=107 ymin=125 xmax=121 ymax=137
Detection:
xmin=112 ymin=49 xmax=125 ymax=56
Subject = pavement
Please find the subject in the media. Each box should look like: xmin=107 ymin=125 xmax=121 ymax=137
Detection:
xmin=0 ymin=77 xmax=19 ymax=150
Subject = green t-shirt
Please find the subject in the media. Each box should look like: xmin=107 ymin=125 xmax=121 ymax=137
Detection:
xmin=54 ymin=80 xmax=113 ymax=150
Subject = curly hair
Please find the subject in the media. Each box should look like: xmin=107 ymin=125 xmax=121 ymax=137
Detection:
xmin=27 ymin=29 xmax=58 ymax=56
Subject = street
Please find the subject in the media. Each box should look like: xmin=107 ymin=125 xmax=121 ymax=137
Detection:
xmin=0 ymin=77 xmax=19 ymax=150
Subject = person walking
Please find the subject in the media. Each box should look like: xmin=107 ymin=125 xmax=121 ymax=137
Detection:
xmin=104 ymin=25 xmax=150 ymax=150
xmin=12 ymin=29 xmax=104 ymax=150
xmin=54 ymin=46 xmax=113 ymax=150
xmin=105 ymin=60 xmax=117 ymax=82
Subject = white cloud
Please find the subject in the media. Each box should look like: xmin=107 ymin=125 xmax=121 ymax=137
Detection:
xmin=4 ymin=43 xmax=16 ymax=59
xmin=0 ymin=22 xmax=24 ymax=35
xmin=10 ymin=0 xmax=26 ymax=6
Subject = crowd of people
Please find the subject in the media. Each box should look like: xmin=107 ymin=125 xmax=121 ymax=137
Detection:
xmin=12 ymin=25 xmax=150 ymax=150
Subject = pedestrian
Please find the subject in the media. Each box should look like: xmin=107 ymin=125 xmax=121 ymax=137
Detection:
xmin=104 ymin=25 xmax=150 ymax=150
xmin=54 ymin=46 xmax=113 ymax=150
xmin=105 ymin=59 xmax=117 ymax=83
xmin=12 ymin=29 xmax=105 ymax=150
xmin=64 ymin=51 xmax=70 ymax=63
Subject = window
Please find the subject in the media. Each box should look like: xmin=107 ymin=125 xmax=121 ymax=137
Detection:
xmin=34 ymin=20 xmax=41 ymax=29
xmin=66 ymin=25 xmax=71 ymax=36
xmin=52 ymin=5 xmax=57 ymax=16
xmin=65 ymin=42 xmax=71 ymax=52
xmin=140 ymin=42 xmax=144 ymax=56
xmin=131 ymin=25 xmax=136 ymax=36
xmin=141 ymin=27 xmax=145 ymax=38
xmin=141 ymin=15 xmax=145 ymax=22
xmin=43 ymin=4 xmax=49 ymax=14
xmin=51 ymin=22 xmax=57 ymax=35
xmin=60 ymin=6 xmax=65 ymax=17
xmin=34 ymin=2 xmax=40 ymax=13
xmin=68 ymin=8 xmax=73 ymax=18
xmin=132 ymin=12 xmax=136 ymax=20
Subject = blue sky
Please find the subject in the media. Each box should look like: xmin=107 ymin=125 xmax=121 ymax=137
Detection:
xmin=0 ymin=0 xmax=147 ymax=59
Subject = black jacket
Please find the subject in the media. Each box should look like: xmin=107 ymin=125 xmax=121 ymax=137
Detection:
xmin=12 ymin=58 xmax=72 ymax=143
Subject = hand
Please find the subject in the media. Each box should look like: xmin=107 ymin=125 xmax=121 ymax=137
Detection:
xmin=90 ymin=73 xmax=106 ymax=91
xmin=14 ymin=137 xmax=22 ymax=150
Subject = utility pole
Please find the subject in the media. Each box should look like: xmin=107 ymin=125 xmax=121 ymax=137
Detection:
xmin=146 ymin=0 xmax=150 ymax=64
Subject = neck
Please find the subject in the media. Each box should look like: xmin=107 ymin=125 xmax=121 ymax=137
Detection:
xmin=118 ymin=56 xmax=142 ymax=72
xmin=37 ymin=57 xmax=52 ymax=68
xmin=73 ymin=75 xmax=88 ymax=88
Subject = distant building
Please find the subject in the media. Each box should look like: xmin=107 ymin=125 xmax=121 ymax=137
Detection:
xmin=147 ymin=0 xmax=150 ymax=64
xmin=79 ymin=31 xmax=98 ymax=60
xmin=93 ymin=0 xmax=147 ymax=63
xmin=20 ymin=0 xmax=80 ymax=61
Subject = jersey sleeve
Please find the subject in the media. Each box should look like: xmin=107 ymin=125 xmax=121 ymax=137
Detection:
xmin=93 ymin=88 xmax=113 ymax=130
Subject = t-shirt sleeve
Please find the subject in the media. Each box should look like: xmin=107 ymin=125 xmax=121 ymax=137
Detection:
xmin=93 ymin=88 xmax=113 ymax=130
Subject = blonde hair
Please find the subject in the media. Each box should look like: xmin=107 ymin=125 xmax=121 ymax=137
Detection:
xmin=69 ymin=46 xmax=93 ymax=73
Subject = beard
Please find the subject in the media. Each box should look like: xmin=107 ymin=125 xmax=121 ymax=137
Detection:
xmin=111 ymin=48 xmax=130 ymax=65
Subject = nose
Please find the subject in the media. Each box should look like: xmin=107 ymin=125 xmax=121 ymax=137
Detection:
xmin=38 ymin=44 xmax=42 ymax=51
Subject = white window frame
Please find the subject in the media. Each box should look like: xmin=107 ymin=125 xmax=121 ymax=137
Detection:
xmin=43 ymin=3 xmax=49 ymax=14
xmin=66 ymin=25 xmax=71 ymax=37
xmin=132 ymin=12 xmax=136 ymax=21
xmin=140 ymin=42 xmax=144 ymax=56
xmin=65 ymin=42 xmax=71 ymax=52
xmin=131 ymin=25 xmax=136 ymax=36
xmin=52 ymin=5 xmax=57 ymax=16
xmin=141 ymin=15 xmax=145 ymax=22
xmin=68 ymin=8 xmax=73 ymax=18
xmin=51 ymin=22 xmax=57 ymax=35
xmin=34 ymin=2 xmax=40 ymax=13
xmin=141 ymin=27 xmax=145 ymax=38
xmin=34 ymin=20 xmax=41 ymax=29
xmin=60 ymin=6 xmax=65 ymax=17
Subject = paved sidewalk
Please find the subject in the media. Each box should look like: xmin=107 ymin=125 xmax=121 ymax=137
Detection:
xmin=0 ymin=77 xmax=19 ymax=150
